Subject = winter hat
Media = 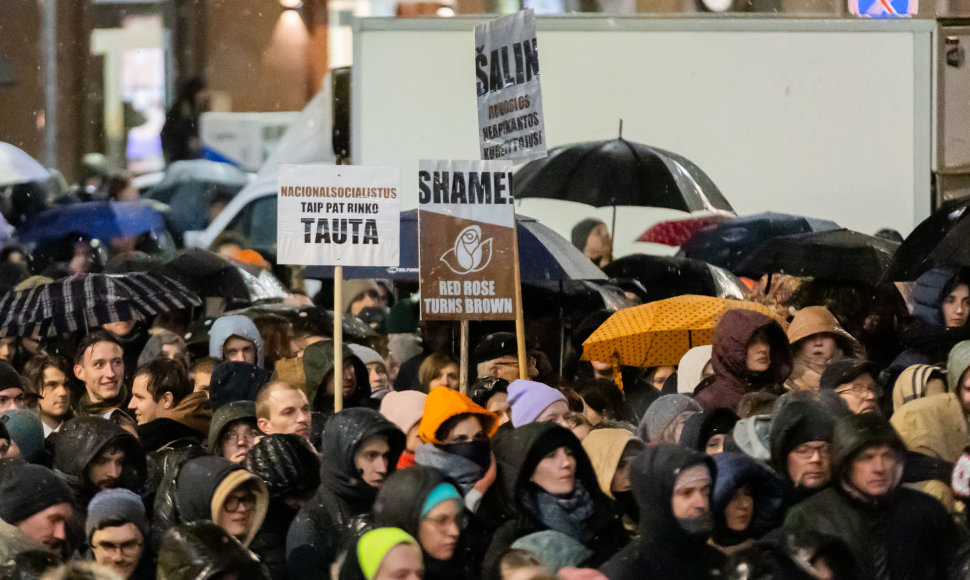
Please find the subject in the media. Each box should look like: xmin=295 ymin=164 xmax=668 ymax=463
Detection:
xmin=342 ymin=279 xmax=381 ymax=313
xmin=380 ymin=391 xmax=427 ymax=435
xmin=678 ymin=408 xmax=739 ymax=452
xmin=473 ymin=332 xmax=518 ymax=365
xmin=470 ymin=377 xmax=510 ymax=408
xmin=208 ymin=400 xmax=259 ymax=454
xmin=638 ymin=394 xmax=702 ymax=442
xmin=947 ymin=340 xmax=970 ymax=392
xmin=208 ymin=361 xmax=272 ymax=411
xmin=0 ymin=361 xmax=22 ymax=392
xmin=357 ymin=527 xmax=420 ymax=580
xmin=786 ymin=306 xmax=860 ymax=354
xmin=570 ymin=218 xmax=603 ymax=251
xmin=387 ymin=333 xmax=422 ymax=363
xmin=677 ymin=345 xmax=713 ymax=394
xmin=419 ymin=386 xmax=497 ymax=444
xmin=732 ymin=414 xmax=773 ymax=461
xmin=581 ymin=428 xmax=644 ymax=499
xmin=244 ymin=433 xmax=321 ymax=500
xmin=420 ymin=482 xmax=462 ymax=517
xmin=85 ymin=489 xmax=149 ymax=542
xmin=387 ymin=299 xmax=420 ymax=334
xmin=0 ymin=462 xmax=72 ymax=525
xmin=348 ymin=344 xmax=385 ymax=366
xmin=508 ymin=380 xmax=567 ymax=427
xmin=819 ymin=358 xmax=879 ymax=391
xmin=511 ymin=530 xmax=594 ymax=575
xmin=769 ymin=400 xmax=836 ymax=477
xmin=0 ymin=410 xmax=44 ymax=463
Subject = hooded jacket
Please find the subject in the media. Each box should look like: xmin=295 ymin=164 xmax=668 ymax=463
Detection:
xmin=710 ymin=452 xmax=784 ymax=553
xmin=157 ymin=521 xmax=270 ymax=580
xmin=208 ymin=361 xmax=272 ymax=411
xmin=599 ymin=444 xmax=724 ymax=580
xmin=786 ymin=306 xmax=863 ymax=392
xmin=368 ymin=465 xmax=486 ymax=580
xmin=302 ymin=341 xmax=373 ymax=414
xmin=785 ymin=413 xmax=959 ymax=580
xmin=891 ymin=393 xmax=967 ymax=463
xmin=768 ymin=400 xmax=836 ymax=506
xmin=678 ymin=345 xmax=713 ymax=394
xmin=694 ymin=309 xmax=792 ymax=413
xmin=948 ymin=339 xmax=970 ymax=392
xmin=483 ymin=422 xmax=628 ymax=580
xmin=892 ymin=364 xmax=947 ymax=411
xmin=580 ymin=428 xmax=644 ymax=500
xmin=174 ymin=455 xmax=269 ymax=547
xmin=137 ymin=391 xmax=212 ymax=453
xmin=207 ymin=400 xmax=258 ymax=456
xmin=286 ymin=408 xmax=405 ymax=579
xmin=209 ymin=315 xmax=264 ymax=367
xmin=137 ymin=329 xmax=188 ymax=368
xmin=245 ymin=434 xmax=321 ymax=580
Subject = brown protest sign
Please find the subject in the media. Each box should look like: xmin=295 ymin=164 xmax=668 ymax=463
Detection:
xmin=418 ymin=159 xmax=516 ymax=321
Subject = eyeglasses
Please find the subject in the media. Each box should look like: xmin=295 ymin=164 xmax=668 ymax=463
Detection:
xmin=836 ymin=383 xmax=883 ymax=398
xmin=222 ymin=429 xmax=260 ymax=446
xmin=423 ymin=512 xmax=468 ymax=531
xmin=93 ymin=539 xmax=142 ymax=557
xmin=224 ymin=493 xmax=257 ymax=512
xmin=791 ymin=442 xmax=832 ymax=459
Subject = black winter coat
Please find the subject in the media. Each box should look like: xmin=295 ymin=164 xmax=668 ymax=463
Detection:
xmin=157 ymin=521 xmax=269 ymax=580
xmin=599 ymin=444 xmax=725 ymax=580
xmin=285 ymin=408 xmax=404 ymax=580
xmin=482 ymin=422 xmax=628 ymax=580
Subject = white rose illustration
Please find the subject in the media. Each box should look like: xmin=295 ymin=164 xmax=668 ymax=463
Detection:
xmin=441 ymin=225 xmax=493 ymax=274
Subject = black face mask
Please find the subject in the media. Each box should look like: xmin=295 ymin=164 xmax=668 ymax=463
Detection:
xmin=613 ymin=490 xmax=639 ymax=523
xmin=438 ymin=440 xmax=491 ymax=470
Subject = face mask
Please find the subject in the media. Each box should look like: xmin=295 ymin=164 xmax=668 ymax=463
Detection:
xmin=438 ymin=440 xmax=491 ymax=470
xmin=677 ymin=511 xmax=713 ymax=537
xmin=613 ymin=490 xmax=639 ymax=523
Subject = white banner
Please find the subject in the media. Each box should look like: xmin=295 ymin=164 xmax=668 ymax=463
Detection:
xmin=277 ymin=164 xmax=400 ymax=266
xmin=475 ymin=9 xmax=547 ymax=164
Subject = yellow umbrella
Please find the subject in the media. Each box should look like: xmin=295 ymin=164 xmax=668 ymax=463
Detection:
xmin=582 ymin=294 xmax=787 ymax=369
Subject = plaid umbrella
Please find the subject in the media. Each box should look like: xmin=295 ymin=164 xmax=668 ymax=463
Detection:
xmin=582 ymin=294 xmax=785 ymax=368
xmin=0 ymin=272 xmax=202 ymax=338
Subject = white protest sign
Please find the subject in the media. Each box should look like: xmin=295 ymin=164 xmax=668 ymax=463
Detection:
xmin=475 ymin=9 xmax=547 ymax=164
xmin=277 ymin=164 xmax=400 ymax=266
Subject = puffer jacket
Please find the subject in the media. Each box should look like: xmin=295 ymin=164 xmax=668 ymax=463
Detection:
xmin=157 ymin=521 xmax=270 ymax=580
xmin=286 ymin=408 xmax=404 ymax=580
xmin=710 ymin=452 xmax=784 ymax=553
xmin=245 ymin=434 xmax=321 ymax=580
xmin=599 ymin=444 xmax=724 ymax=580
xmin=303 ymin=342 xmax=373 ymax=414
xmin=149 ymin=443 xmax=206 ymax=552
xmin=694 ymin=309 xmax=792 ymax=413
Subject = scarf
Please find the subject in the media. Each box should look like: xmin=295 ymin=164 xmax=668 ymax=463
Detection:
xmin=414 ymin=443 xmax=485 ymax=496
xmin=523 ymin=480 xmax=594 ymax=540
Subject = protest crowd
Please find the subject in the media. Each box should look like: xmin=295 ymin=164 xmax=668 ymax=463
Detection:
xmin=1 ymin=174 xmax=970 ymax=580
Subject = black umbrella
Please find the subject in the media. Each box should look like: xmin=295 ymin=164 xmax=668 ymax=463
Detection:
xmin=161 ymin=248 xmax=290 ymax=308
xmin=603 ymin=254 xmax=748 ymax=301
xmin=182 ymin=304 xmax=376 ymax=348
xmin=735 ymin=228 xmax=899 ymax=284
xmin=513 ymin=137 xmax=733 ymax=214
xmin=0 ymin=272 xmax=201 ymax=338
xmin=679 ymin=212 xmax=840 ymax=272
xmin=883 ymin=199 xmax=970 ymax=281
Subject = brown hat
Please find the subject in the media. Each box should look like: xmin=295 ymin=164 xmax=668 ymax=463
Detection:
xmin=787 ymin=306 xmax=861 ymax=356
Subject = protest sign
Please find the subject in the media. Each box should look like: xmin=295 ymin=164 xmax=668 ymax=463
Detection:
xmin=418 ymin=159 xmax=517 ymax=321
xmin=277 ymin=164 xmax=400 ymax=266
xmin=475 ymin=9 xmax=547 ymax=164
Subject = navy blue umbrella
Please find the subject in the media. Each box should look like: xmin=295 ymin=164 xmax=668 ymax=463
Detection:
xmin=679 ymin=212 xmax=840 ymax=273
xmin=303 ymin=211 xmax=606 ymax=282
xmin=17 ymin=201 xmax=167 ymax=244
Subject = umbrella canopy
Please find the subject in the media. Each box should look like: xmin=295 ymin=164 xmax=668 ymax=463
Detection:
xmin=0 ymin=272 xmax=201 ymax=338
xmin=0 ymin=142 xmax=49 ymax=187
xmin=147 ymin=161 xmax=250 ymax=232
xmin=513 ymin=138 xmax=733 ymax=213
xmin=17 ymin=201 xmax=168 ymax=245
xmin=582 ymin=294 xmax=784 ymax=367
xmin=679 ymin=212 xmax=840 ymax=272
xmin=184 ymin=303 xmax=376 ymax=347
xmin=604 ymin=254 xmax=748 ymax=302
xmin=303 ymin=210 xmax=606 ymax=282
xmin=735 ymin=228 xmax=899 ymax=283
xmin=883 ymin=199 xmax=970 ymax=281
xmin=638 ymin=213 xmax=732 ymax=246
xmin=161 ymin=248 xmax=290 ymax=308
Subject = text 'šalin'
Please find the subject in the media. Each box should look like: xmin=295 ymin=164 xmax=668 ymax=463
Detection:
xmin=475 ymin=38 xmax=539 ymax=96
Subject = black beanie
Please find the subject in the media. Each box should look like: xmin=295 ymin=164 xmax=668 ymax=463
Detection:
xmin=0 ymin=462 xmax=73 ymax=525
xmin=570 ymin=218 xmax=603 ymax=251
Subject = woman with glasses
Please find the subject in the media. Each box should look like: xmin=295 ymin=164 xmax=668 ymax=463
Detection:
xmin=360 ymin=465 xmax=481 ymax=580
xmin=482 ymin=422 xmax=628 ymax=580
xmin=174 ymin=455 xmax=269 ymax=547
xmin=208 ymin=401 xmax=261 ymax=464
